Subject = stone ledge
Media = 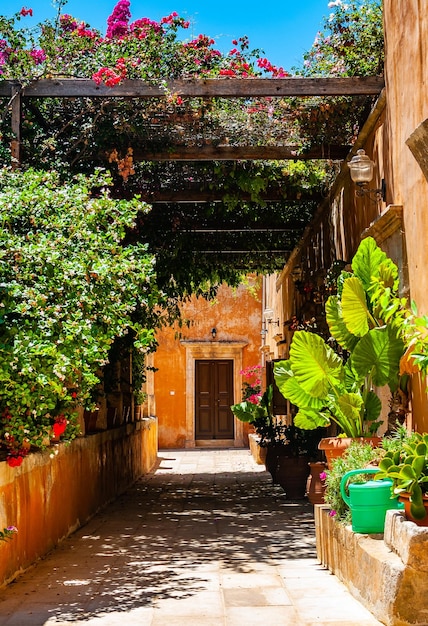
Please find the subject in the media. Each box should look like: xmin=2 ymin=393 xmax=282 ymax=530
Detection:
xmin=248 ymin=433 xmax=267 ymax=465
xmin=315 ymin=506 xmax=428 ymax=626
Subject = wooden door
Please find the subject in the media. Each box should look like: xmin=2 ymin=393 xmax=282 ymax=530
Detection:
xmin=195 ymin=360 xmax=234 ymax=440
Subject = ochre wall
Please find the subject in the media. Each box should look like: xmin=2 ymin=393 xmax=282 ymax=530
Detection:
xmin=383 ymin=0 xmax=428 ymax=430
xmin=266 ymin=2 xmax=428 ymax=432
xmin=0 ymin=419 xmax=158 ymax=588
xmin=154 ymin=280 xmax=262 ymax=448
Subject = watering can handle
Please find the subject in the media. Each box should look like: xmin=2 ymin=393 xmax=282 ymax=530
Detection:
xmin=340 ymin=468 xmax=379 ymax=506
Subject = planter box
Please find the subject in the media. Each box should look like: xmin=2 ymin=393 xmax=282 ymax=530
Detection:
xmin=248 ymin=433 xmax=267 ymax=465
xmin=0 ymin=418 xmax=158 ymax=588
xmin=315 ymin=505 xmax=428 ymax=625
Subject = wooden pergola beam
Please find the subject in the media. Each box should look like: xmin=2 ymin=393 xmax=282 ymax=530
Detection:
xmin=0 ymin=76 xmax=385 ymax=98
xmin=131 ymin=145 xmax=350 ymax=161
xmin=139 ymin=189 xmax=294 ymax=203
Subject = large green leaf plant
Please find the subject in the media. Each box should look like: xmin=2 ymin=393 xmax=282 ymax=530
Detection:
xmin=274 ymin=237 xmax=405 ymax=437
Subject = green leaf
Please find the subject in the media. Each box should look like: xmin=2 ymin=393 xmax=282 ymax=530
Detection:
xmin=294 ymin=407 xmax=331 ymax=430
xmin=341 ymin=276 xmax=370 ymax=337
xmin=351 ymin=237 xmax=389 ymax=290
xmin=363 ymin=390 xmax=382 ymax=422
xmin=409 ymin=483 xmax=427 ymax=520
xmin=350 ymin=325 xmax=404 ymax=387
xmin=412 ymin=454 xmax=427 ymax=478
xmin=274 ymin=359 xmax=324 ymax=409
xmin=280 ymin=374 xmax=326 ymax=410
xmin=337 ymin=392 xmax=363 ymax=421
xmin=289 ymin=330 xmax=344 ymax=398
xmin=325 ymin=295 xmax=360 ymax=351
xmin=230 ymin=400 xmax=265 ymax=423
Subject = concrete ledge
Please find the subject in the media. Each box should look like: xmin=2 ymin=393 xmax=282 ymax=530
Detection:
xmin=0 ymin=418 xmax=158 ymax=588
xmin=315 ymin=505 xmax=428 ymax=626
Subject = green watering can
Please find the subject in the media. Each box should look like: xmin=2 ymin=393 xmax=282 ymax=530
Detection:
xmin=340 ymin=468 xmax=403 ymax=533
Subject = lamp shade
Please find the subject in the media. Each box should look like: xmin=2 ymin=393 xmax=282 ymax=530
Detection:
xmin=348 ymin=149 xmax=374 ymax=183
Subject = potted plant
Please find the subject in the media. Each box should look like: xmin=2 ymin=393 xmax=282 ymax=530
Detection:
xmin=232 ymin=385 xmax=322 ymax=497
xmin=375 ymin=431 xmax=428 ymax=525
xmin=274 ymin=237 xmax=406 ymax=467
xmin=322 ymin=439 xmax=382 ymax=523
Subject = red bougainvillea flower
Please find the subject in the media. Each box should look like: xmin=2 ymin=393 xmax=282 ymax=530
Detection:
xmin=53 ymin=415 xmax=67 ymax=438
xmin=6 ymin=447 xmax=29 ymax=467
xmin=20 ymin=7 xmax=33 ymax=17
xmin=7 ymin=455 xmax=23 ymax=467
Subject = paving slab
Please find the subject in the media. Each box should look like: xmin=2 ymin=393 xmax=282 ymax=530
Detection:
xmin=0 ymin=449 xmax=382 ymax=625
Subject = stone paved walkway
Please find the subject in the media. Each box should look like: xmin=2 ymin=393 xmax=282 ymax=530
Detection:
xmin=0 ymin=449 xmax=382 ymax=625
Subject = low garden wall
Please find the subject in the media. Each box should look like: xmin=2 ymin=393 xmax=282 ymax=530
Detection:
xmin=315 ymin=505 xmax=428 ymax=626
xmin=0 ymin=417 xmax=158 ymax=588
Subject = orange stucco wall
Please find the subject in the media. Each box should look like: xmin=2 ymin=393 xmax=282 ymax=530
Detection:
xmin=383 ymin=0 xmax=428 ymax=308
xmin=0 ymin=419 xmax=158 ymax=588
xmin=265 ymin=2 xmax=428 ymax=432
xmin=154 ymin=280 xmax=262 ymax=448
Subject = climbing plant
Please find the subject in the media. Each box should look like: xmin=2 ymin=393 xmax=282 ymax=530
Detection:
xmin=0 ymin=167 xmax=169 ymax=465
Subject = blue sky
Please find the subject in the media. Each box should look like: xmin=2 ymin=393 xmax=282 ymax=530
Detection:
xmin=4 ymin=0 xmax=331 ymax=71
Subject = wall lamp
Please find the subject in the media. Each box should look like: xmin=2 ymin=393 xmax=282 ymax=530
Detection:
xmin=348 ymin=149 xmax=386 ymax=203
xmin=211 ymin=327 xmax=217 ymax=339
xmin=263 ymin=308 xmax=280 ymax=327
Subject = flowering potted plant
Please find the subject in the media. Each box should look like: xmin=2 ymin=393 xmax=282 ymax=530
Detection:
xmin=232 ymin=382 xmax=321 ymax=497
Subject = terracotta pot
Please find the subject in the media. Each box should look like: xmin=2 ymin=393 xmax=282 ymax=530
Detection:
xmin=398 ymin=492 xmax=428 ymax=527
xmin=307 ymin=461 xmax=327 ymax=504
xmin=275 ymin=455 xmax=310 ymax=499
xmin=319 ymin=436 xmax=382 ymax=469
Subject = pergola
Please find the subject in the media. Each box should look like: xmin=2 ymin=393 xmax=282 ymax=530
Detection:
xmin=0 ymin=76 xmax=385 ymax=275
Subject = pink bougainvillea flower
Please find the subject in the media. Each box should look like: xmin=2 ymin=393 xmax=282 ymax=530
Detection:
xmin=160 ymin=12 xmax=178 ymax=25
xmin=106 ymin=0 xmax=131 ymax=39
xmin=60 ymin=14 xmax=78 ymax=33
xmin=319 ymin=471 xmax=327 ymax=481
xmin=30 ymin=49 xmax=46 ymax=65
xmin=76 ymin=23 xmax=98 ymax=39
xmin=130 ymin=17 xmax=161 ymax=38
xmin=248 ymin=394 xmax=262 ymax=405
xmin=329 ymin=509 xmax=337 ymax=517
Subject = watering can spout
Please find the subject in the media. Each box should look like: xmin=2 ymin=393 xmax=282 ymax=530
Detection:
xmin=340 ymin=468 xmax=403 ymax=533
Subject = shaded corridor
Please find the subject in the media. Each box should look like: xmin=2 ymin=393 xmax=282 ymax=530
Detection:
xmin=0 ymin=449 xmax=381 ymax=625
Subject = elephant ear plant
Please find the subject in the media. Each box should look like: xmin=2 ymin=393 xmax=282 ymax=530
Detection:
xmin=274 ymin=237 xmax=406 ymax=437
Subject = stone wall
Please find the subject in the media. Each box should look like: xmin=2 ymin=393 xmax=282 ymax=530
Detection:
xmin=0 ymin=418 xmax=158 ymax=588
xmin=315 ymin=505 xmax=428 ymax=626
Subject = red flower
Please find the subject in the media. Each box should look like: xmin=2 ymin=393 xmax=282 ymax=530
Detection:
xmin=53 ymin=415 xmax=67 ymax=438
xmin=20 ymin=8 xmax=33 ymax=17
xmin=7 ymin=455 xmax=24 ymax=467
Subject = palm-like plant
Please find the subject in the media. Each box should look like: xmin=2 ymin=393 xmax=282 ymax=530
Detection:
xmin=274 ymin=237 xmax=405 ymax=437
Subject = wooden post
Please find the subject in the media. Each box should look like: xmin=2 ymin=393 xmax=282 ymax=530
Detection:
xmin=10 ymin=84 xmax=22 ymax=168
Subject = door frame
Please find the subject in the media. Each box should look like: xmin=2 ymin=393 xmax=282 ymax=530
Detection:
xmin=182 ymin=341 xmax=247 ymax=448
